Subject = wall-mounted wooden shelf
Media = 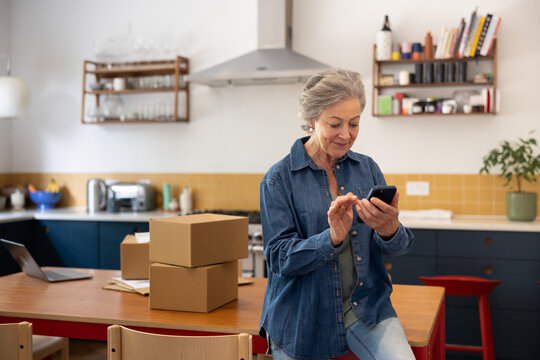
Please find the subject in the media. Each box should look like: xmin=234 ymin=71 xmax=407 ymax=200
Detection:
xmin=81 ymin=56 xmax=190 ymax=124
xmin=372 ymin=40 xmax=497 ymax=117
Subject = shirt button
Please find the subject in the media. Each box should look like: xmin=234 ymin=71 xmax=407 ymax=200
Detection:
xmin=356 ymin=256 xmax=362 ymax=262
xmin=336 ymin=165 xmax=341 ymax=169
xmin=340 ymin=186 xmax=345 ymax=191
xmin=334 ymin=263 xmax=337 ymax=270
xmin=336 ymin=289 xmax=340 ymax=296
xmin=353 ymin=301 xmax=358 ymax=306
xmin=338 ymin=314 xmax=342 ymax=321
xmin=325 ymin=191 xmax=329 ymax=197
xmin=352 ymin=231 xmax=357 ymax=236
xmin=359 ymin=282 xmax=364 ymax=286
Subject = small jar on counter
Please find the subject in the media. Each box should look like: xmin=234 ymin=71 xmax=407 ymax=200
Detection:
xmin=180 ymin=187 xmax=193 ymax=215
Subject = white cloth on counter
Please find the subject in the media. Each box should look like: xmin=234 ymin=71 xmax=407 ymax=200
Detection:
xmin=399 ymin=209 xmax=453 ymax=220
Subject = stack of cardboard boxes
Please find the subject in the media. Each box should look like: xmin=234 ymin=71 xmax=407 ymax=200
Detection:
xmin=121 ymin=213 xmax=248 ymax=313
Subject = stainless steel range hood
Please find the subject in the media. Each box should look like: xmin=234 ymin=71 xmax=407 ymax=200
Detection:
xmin=188 ymin=0 xmax=329 ymax=87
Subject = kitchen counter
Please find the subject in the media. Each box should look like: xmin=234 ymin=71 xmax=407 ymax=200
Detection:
xmin=0 ymin=207 xmax=178 ymax=224
xmin=399 ymin=215 xmax=540 ymax=232
xmin=0 ymin=207 xmax=539 ymax=231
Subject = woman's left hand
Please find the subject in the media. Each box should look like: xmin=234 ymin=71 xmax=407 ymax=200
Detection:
xmin=356 ymin=190 xmax=400 ymax=238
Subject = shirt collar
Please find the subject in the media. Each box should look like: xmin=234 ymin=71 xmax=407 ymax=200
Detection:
xmin=290 ymin=136 xmax=363 ymax=172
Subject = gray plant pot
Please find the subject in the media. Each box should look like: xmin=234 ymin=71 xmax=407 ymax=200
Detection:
xmin=506 ymin=192 xmax=537 ymax=221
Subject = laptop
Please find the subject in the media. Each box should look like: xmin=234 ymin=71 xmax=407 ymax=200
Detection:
xmin=1 ymin=238 xmax=93 ymax=282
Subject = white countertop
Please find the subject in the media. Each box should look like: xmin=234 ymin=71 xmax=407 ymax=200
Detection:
xmin=0 ymin=207 xmax=539 ymax=232
xmin=0 ymin=207 xmax=178 ymax=224
xmin=399 ymin=215 xmax=540 ymax=232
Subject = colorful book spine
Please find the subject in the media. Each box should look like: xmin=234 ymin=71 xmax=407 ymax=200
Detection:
xmin=464 ymin=13 xmax=479 ymax=57
xmin=469 ymin=16 xmax=486 ymax=57
xmin=480 ymin=15 xmax=501 ymax=56
xmin=451 ymin=18 xmax=466 ymax=58
xmin=444 ymin=29 xmax=456 ymax=58
xmin=475 ymin=14 xmax=492 ymax=57
xmin=458 ymin=7 xmax=478 ymax=58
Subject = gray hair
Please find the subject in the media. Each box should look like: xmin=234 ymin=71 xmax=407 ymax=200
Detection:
xmin=299 ymin=68 xmax=366 ymax=132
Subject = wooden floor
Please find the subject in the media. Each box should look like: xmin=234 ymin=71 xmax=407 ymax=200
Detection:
xmin=69 ymin=339 xmax=107 ymax=360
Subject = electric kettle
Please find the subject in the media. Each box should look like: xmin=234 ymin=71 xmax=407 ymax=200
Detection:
xmin=87 ymin=178 xmax=107 ymax=213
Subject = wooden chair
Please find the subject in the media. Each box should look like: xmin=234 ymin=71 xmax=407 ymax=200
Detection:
xmin=107 ymin=325 xmax=252 ymax=360
xmin=0 ymin=322 xmax=69 ymax=360
xmin=33 ymin=334 xmax=69 ymax=360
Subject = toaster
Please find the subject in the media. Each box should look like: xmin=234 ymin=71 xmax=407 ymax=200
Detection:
xmin=106 ymin=183 xmax=156 ymax=212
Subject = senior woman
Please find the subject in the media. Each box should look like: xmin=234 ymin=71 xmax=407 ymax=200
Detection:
xmin=259 ymin=69 xmax=416 ymax=360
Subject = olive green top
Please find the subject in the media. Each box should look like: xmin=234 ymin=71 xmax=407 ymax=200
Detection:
xmin=332 ymin=195 xmax=359 ymax=328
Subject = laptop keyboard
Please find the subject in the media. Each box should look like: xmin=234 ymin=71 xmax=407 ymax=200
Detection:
xmin=44 ymin=270 xmax=68 ymax=281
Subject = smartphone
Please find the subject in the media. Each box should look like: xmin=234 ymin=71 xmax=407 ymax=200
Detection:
xmin=357 ymin=185 xmax=397 ymax=223
xmin=366 ymin=185 xmax=397 ymax=205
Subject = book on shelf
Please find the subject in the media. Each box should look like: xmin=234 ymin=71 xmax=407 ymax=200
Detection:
xmin=480 ymin=15 xmax=501 ymax=56
xmin=458 ymin=7 xmax=478 ymax=57
xmin=463 ymin=13 xmax=479 ymax=56
xmin=475 ymin=14 xmax=492 ymax=57
xmin=435 ymin=27 xmax=448 ymax=59
xmin=445 ymin=28 xmax=458 ymax=58
xmin=481 ymin=87 xmax=494 ymax=113
xmin=451 ymin=18 xmax=466 ymax=58
xmin=469 ymin=15 xmax=486 ymax=57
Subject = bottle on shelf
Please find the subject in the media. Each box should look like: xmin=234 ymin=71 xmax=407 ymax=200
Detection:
xmin=424 ymin=31 xmax=433 ymax=60
xmin=376 ymin=15 xmax=392 ymax=61
xmin=391 ymin=43 xmax=401 ymax=60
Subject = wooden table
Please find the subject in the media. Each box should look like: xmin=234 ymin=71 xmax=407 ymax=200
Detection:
xmin=0 ymin=268 xmax=444 ymax=359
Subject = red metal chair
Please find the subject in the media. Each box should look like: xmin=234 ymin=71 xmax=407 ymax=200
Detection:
xmin=418 ymin=275 xmax=501 ymax=360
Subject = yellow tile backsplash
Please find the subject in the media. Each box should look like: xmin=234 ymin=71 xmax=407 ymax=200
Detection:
xmin=386 ymin=174 xmax=540 ymax=215
xmin=1 ymin=173 xmax=539 ymax=215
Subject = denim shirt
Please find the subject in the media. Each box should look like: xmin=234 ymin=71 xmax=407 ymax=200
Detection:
xmin=259 ymin=137 xmax=415 ymax=360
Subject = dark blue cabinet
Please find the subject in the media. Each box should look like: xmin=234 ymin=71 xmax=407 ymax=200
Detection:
xmin=0 ymin=220 xmax=64 ymax=276
xmin=393 ymin=228 xmax=540 ymax=360
xmin=383 ymin=229 xmax=438 ymax=285
xmin=99 ymin=221 xmax=148 ymax=269
xmin=40 ymin=220 xmax=99 ymax=268
xmin=38 ymin=220 xmax=149 ymax=270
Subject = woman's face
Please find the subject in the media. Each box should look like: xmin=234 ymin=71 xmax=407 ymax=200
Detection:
xmin=309 ymin=97 xmax=361 ymax=160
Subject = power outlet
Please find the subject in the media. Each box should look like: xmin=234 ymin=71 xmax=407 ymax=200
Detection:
xmin=406 ymin=181 xmax=430 ymax=196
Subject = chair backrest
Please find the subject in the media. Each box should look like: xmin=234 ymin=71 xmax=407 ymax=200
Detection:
xmin=107 ymin=325 xmax=252 ymax=360
xmin=0 ymin=322 xmax=33 ymax=360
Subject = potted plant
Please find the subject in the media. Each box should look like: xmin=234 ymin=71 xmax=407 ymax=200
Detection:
xmin=480 ymin=132 xmax=540 ymax=221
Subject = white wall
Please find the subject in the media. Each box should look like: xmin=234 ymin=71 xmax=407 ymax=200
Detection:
xmin=8 ymin=0 xmax=540 ymax=174
xmin=0 ymin=0 xmax=12 ymax=172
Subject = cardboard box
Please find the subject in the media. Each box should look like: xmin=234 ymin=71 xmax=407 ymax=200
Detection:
xmin=149 ymin=261 xmax=238 ymax=313
xmin=149 ymin=214 xmax=248 ymax=267
xmin=121 ymin=234 xmax=150 ymax=280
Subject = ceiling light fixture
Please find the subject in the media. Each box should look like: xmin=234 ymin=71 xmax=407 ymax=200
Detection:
xmin=0 ymin=54 xmax=31 ymax=118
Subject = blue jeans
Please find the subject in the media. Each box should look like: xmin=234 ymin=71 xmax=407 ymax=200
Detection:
xmin=270 ymin=317 xmax=415 ymax=360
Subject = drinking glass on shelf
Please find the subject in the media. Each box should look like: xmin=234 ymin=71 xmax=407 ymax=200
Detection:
xmin=164 ymin=75 xmax=173 ymax=89
xmin=166 ymin=102 xmax=174 ymax=121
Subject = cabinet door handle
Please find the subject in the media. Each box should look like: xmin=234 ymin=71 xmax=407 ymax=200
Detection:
xmin=484 ymin=237 xmax=493 ymax=246
xmin=43 ymin=226 xmax=50 ymax=233
xmin=385 ymin=261 xmax=393 ymax=271
xmin=484 ymin=265 xmax=493 ymax=275
xmin=134 ymin=227 xmax=140 ymax=233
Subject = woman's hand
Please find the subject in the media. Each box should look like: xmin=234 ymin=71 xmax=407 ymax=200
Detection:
xmin=327 ymin=192 xmax=358 ymax=247
xmin=356 ymin=190 xmax=400 ymax=238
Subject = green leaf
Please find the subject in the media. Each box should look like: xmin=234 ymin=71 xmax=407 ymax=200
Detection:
xmin=479 ymin=131 xmax=540 ymax=190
